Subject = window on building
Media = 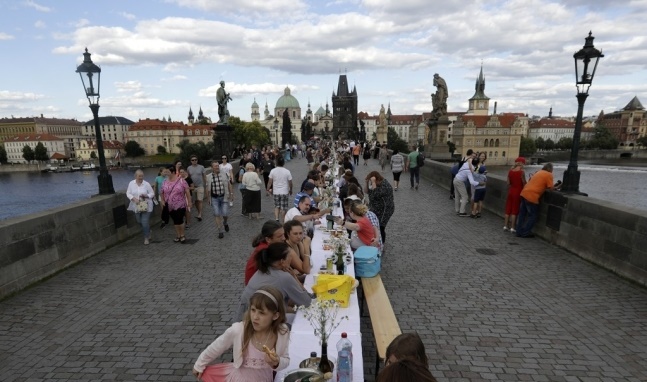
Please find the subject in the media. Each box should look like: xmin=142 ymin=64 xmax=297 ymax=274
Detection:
xmin=502 ymin=151 xmax=506 ymax=157
xmin=484 ymin=140 xmax=488 ymax=147
xmin=489 ymin=151 xmax=493 ymax=157
xmin=495 ymin=139 xmax=499 ymax=147
xmin=495 ymin=151 xmax=498 ymax=157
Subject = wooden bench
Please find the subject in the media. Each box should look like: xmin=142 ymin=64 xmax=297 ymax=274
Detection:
xmin=360 ymin=274 xmax=401 ymax=377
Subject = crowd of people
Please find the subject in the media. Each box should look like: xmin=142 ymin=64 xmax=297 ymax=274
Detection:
xmin=128 ymin=139 xmax=574 ymax=381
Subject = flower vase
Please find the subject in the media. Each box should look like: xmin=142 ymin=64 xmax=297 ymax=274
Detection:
xmin=319 ymin=341 xmax=333 ymax=374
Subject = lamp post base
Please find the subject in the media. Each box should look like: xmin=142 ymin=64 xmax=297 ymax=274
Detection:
xmin=561 ymin=167 xmax=588 ymax=196
xmin=97 ymin=169 xmax=114 ymax=195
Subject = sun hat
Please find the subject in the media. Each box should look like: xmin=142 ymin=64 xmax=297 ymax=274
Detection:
xmin=515 ymin=157 xmax=526 ymax=164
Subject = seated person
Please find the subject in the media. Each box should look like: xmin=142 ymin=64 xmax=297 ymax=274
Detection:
xmin=238 ymin=242 xmax=312 ymax=319
xmin=377 ymin=359 xmax=437 ymax=382
xmin=344 ymin=196 xmax=381 ymax=251
xmin=244 ymin=220 xmax=286 ymax=286
xmin=285 ymin=195 xmax=319 ymax=255
xmin=293 ymin=182 xmax=316 ymax=208
xmin=335 ymin=201 xmax=376 ymax=251
xmin=385 ymin=332 xmax=429 ymax=368
xmin=283 ymin=220 xmax=312 ymax=275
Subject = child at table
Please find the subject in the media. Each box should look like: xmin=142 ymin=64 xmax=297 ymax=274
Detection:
xmin=192 ymin=286 xmax=290 ymax=382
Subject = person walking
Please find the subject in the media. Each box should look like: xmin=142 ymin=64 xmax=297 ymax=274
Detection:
xmin=179 ymin=167 xmax=194 ymax=229
xmin=161 ymin=166 xmax=191 ymax=243
xmin=260 ymin=152 xmax=275 ymax=189
xmin=503 ymin=157 xmax=527 ymax=232
xmin=365 ymin=171 xmax=395 ymax=244
xmin=405 ymin=144 xmax=421 ymax=190
xmin=206 ymin=161 xmax=233 ymax=239
xmin=516 ymin=163 xmax=559 ymax=238
xmin=126 ymin=169 xmax=155 ymax=245
xmin=154 ymin=167 xmax=170 ymax=228
xmin=266 ymin=156 xmax=293 ymax=223
xmin=187 ymin=155 xmax=206 ymax=221
xmin=362 ymin=141 xmax=371 ymax=166
xmin=242 ymin=162 xmax=263 ymax=220
xmin=352 ymin=144 xmax=361 ymax=166
xmin=379 ymin=144 xmax=388 ymax=172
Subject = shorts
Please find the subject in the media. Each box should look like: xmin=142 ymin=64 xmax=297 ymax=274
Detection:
xmin=192 ymin=187 xmax=204 ymax=202
xmin=473 ymin=188 xmax=486 ymax=202
xmin=169 ymin=208 xmax=186 ymax=225
xmin=211 ymin=196 xmax=230 ymax=216
xmin=393 ymin=171 xmax=402 ymax=181
xmin=273 ymin=194 xmax=289 ymax=210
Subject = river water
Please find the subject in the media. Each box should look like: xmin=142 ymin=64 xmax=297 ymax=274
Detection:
xmin=1 ymin=160 xmax=646 ymax=221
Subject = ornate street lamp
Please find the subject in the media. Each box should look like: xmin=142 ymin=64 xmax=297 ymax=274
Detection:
xmin=273 ymin=117 xmax=279 ymax=147
xmin=76 ymin=48 xmax=114 ymax=194
xmin=561 ymin=32 xmax=603 ymax=194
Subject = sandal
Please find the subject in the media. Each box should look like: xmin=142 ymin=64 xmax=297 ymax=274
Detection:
xmin=180 ymin=236 xmax=186 ymax=244
xmin=174 ymin=237 xmax=180 ymax=243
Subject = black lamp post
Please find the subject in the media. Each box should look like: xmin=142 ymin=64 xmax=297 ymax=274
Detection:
xmin=561 ymin=32 xmax=604 ymax=194
xmin=273 ymin=117 xmax=279 ymax=147
xmin=76 ymin=48 xmax=114 ymax=195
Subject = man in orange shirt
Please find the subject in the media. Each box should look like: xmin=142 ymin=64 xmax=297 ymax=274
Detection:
xmin=516 ymin=163 xmax=556 ymax=238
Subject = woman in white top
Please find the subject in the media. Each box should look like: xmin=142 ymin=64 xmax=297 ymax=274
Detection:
xmin=126 ymin=169 xmax=155 ymax=245
xmin=241 ymin=162 xmax=264 ymax=220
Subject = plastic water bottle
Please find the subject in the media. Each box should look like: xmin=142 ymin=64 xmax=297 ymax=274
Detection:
xmin=336 ymin=332 xmax=353 ymax=380
xmin=336 ymin=350 xmax=351 ymax=382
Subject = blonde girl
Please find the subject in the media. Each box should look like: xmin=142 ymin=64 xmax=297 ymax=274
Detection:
xmin=192 ymin=286 xmax=290 ymax=382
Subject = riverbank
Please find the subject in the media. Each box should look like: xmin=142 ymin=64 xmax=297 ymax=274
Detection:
xmin=0 ymin=154 xmax=178 ymax=173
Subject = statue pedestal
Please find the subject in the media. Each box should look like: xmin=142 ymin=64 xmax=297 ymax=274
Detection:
xmin=376 ymin=127 xmax=387 ymax=144
xmin=425 ymin=116 xmax=452 ymax=160
xmin=213 ymin=123 xmax=234 ymax=158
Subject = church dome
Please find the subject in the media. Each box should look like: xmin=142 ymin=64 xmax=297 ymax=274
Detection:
xmin=251 ymin=98 xmax=259 ymax=108
xmin=315 ymin=106 xmax=326 ymax=116
xmin=275 ymin=87 xmax=300 ymax=109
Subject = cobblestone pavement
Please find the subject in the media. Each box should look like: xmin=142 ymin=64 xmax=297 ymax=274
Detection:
xmin=1 ymin=156 xmax=646 ymax=381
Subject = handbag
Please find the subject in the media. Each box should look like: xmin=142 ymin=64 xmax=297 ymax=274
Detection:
xmin=136 ymin=200 xmax=148 ymax=212
xmin=312 ymin=274 xmax=354 ymax=308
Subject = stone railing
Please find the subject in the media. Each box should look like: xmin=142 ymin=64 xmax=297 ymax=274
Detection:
xmin=419 ymin=159 xmax=647 ymax=287
xmin=0 ymin=193 xmax=161 ymax=300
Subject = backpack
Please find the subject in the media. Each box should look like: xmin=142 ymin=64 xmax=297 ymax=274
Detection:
xmin=416 ymin=152 xmax=425 ymax=167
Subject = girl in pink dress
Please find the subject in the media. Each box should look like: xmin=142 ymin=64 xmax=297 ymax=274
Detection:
xmin=192 ymin=286 xmax=290 ymax=382
xmin=503 ymin=157 xmax=527 ymax=233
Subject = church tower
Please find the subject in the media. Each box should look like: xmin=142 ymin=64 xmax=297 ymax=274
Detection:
xmin=332 ymin=74 xmax=358 ymax=139
xmin=264 ymin=101 xmax=270 ymax=120
xmin=188 ymin=107 xmax=194 ymax=126
xmin=251 ymin=98 xmax=260 ymax=121
xmin=467 ymin=65 xmax=490 ymax=115
xmin=306 ymin=101 xmax=313 ymax=122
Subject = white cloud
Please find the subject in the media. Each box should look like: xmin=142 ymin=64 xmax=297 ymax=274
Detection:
xmin=114 ymin=81 xmax=143 ymax=93
xmin=0 ymin=32 xmax=14 ymax=40
xmin=0 ymin=90 xmax=45 ymax=102
xmin=162 ymin=75 xmax=188 ymax=81
xmin=24 ymin=0 xmax=51 ymax=12
xmin=199 ymin=82 xmax=320 ymax=98
xmin=168 ymin=0 xmax=307 ymax=18
xmin=72 ymin=19 xmax=90 ymax=28
xmin=34 ymin=20 xmax=46 ymax=29
xmin=119 ymin=12 xmax=136 ymax=20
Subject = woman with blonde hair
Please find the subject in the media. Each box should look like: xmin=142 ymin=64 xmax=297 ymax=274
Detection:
xmin=242 ymin=162 xmax=263 ymax=219
xmin=126 ymin=169 xmax=155 ymax=245
xmin=335 ymin=201 xmax=377 ymax=251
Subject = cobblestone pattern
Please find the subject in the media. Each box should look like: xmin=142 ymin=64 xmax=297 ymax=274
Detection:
xmin=1 ymin=155 xmax=646 ymax=382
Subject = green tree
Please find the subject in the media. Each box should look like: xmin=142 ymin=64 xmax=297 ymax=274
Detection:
xmin=157 ymin=145 xmax=167 ymax=155
xmin=0 ymin=144 xmax=8 ymax=164
xmin=90 ymin=151 xmax=97 ymax=159
xmin=387 ymin=127 xmax=409 ymax=154
xmin=447 ymin=141 xmax=456 ymax=154
xmin=636 ymin=136 xmax=647 ymax=148
xmin=34 ymin=142 xmax=49 ymax=162
xmin=125 ymin=141 xmax=146 ymax=157
xmin=587 ymin=124 xmax=619 ymax=150
xmin=519 ymin=136 xmax=536 ymax=156
xmin=556 ymin=137 xmax=573 ymax=150
xmin=544 ymin=138 xmax=555 ymax=151
xmin=535 ymin=137 xmax=545 ymax=151
xmin=22 ymin=145 xmax=35 ymax=163
xmin=176 ymin=139 xmax=216 ymax=165
xmin=231 ymin=118 xmax=271 ymax=148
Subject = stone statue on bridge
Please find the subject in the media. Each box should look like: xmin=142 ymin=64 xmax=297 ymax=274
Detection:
xmin=431 ymin=73 xmax=448 ymax=119
xmin=216 ymin=81 xmax=232 ymax=124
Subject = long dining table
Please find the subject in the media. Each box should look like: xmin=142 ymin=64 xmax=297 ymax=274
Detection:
xmin=274 ymin=201 xmax=364 ymax=382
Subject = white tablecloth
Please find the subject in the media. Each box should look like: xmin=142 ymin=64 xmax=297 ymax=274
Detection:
xmin=275 ymin=203 xmax=364 ymax=382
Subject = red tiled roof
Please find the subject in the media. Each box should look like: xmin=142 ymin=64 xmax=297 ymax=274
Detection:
xmin=50 ymin=152 xmax=68 ymax=160
xmin=459 ymin=114 xmax=520 ymax=128
xmin=84 ymin=140 xmax=124 ymax=150
xmin=7 ymin=133 xmax=62 ymax=141
xmin=34 ymin=118 xmax=82 ymax=126
xmin=129 ymin=119 xmax=186 ymax=131
xmin=530 ymin=118 xmax=575 ymax=129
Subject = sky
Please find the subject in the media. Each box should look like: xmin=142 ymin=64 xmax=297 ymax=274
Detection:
xmin=1 ymin=0 xmax=646 ymax=125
